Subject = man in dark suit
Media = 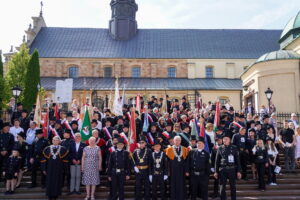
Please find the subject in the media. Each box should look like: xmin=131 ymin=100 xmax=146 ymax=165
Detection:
xmin=69 ymin=133 xmax=86 ymax=195
xmin=244 ymin=102 xmax=255 ymax=116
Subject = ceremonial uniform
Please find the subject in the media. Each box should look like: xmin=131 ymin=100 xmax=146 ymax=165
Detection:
xmin=232 ymin=133 xmax=249 ymax=179
xmin=132 ymin=141 xmax=152 ymax=200
xmin=150 ymin=143 xmax=168 ymax=200
xmin=187 ymin=142 xmax=210 ymax=200
xmin=215 ymin=134 xmax=241 ymax=200
xmin=4 ymin=155 xmax=21 ymax=180
xmin=253 ymin=145 xmax=268 ymax=190
xmin=61 ymin=134 xmax=75 ymax=187
xmin=30 ymin=129 xmax=49 ymax=187
xmin=107 ymin=138 xmax=130 ymax=200
xmin=166 ymin=145 xmax=189 ymax=200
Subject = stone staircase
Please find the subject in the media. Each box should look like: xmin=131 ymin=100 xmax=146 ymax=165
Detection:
xmin=1 ymin=154 xmax=300 ymax=200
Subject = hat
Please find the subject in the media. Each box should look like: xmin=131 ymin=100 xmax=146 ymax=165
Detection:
xmin=35 ymin=129 xmax=43 ymax=135
xmin=2 ymin=122 xmax=10 ymax=128
xmin=123 ymin=122 xmax=129 ymax=128
xmin=139 ymin=135 xmax=147 ymax=142
xmin=174 ymin=99 xmax=179 ymax=103
xmin=197 ymin=137 xmax=205 ymax=143
xmin=234 ymin=113 xmax=240 ymax=118
xmin=215 ymin=134 xmax=223 ymax=140
xmin=104 ymin=109 xmax=111 ymax=113
xmin=49 ymin=117 xmax=56 ymax=121
xmin=239 ymin=114 xmax=245 ymax=118
xmin=190 ymin=135 xmax=197 ymax=141
xmin=117 ymin=115 xmax=124 ymax=121
xmin=64 ymin=129 xmax=72 ymax=134
xmin=182 ymin=96 xmax=186 ymax=100
xmin=255 ymin=121 xmax=261 ymax=126
xmin=17 ymin=132 xmax=26 ymax=139
xmin=291 ymin=113 xmax=297 ymax=117
xmin=70 ymin=120 xmax=78 ymax=126
xmin=151 ymin=96 xmax=155 ymax=99
xmin=16 ymin=102 xmax=22 ymax=107
xmin=150 ymin=122 xmax=157 ymax=128
xmin=248 ymin=128 xmax=256 ymax=133
xmin=223 ymin=130 xmax=233 ymax=139
xmin=21 ymin=109 xmax=28 ymax=113
xmin=266 ymin=136 xmax=273 ymax=142
xmin=104 ymin=117 xmax=114 ymax=124
xmin=153 ymin=139 xmax=161 ymax=146
xmin=66 ymin=112 xmax=73 ymax=117
xmin=91 ymin=119 xmax=98 ymax=124
xmin=55 ymin=120 xmax=61 ymax=124
xmin=216 ymin=126 xmax=224 ymax=132
xmin=166 ymin=122 xmax=173 ymax=127
xmin=262 ymin=114 xmax=270 ymax=120
xmin=229 ymin=107 xmax=234 ymax=111
xmin=182 ymin=125 xmax=191 ymax=130
xmin=113 ymin=134 xmax=120 ymax=139
xmin=117 ymin=137 xmax=125 ymax=144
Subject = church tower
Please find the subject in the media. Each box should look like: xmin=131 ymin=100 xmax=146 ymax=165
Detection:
xmin=109 ymin=0 xmax=138 ymax=40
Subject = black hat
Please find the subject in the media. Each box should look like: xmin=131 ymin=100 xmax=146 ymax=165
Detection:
xmin=150 ymin=122 xmax=157 ymax=128
xmin=159 ymin=98 xmax=163 ymax=101
xmin=248 ymin=120 xmax=255 ymax=125
xmin=123 ymin=122 xmax=129 ymax=128
xmin=153 ymin=139 xmax=161 ymax=146
xmin=263 ymin=114 xmax=270 ymax=120
xmin=17 ymin=102 xmax=22 ymax=107
xmin=17 ymin=132 xmax=26 ymax=139
xmin=104 ymin=109 xmax=111 ymax=113
xmin=113 ymin=134 xmax=120 ymax=139
xmin=223 ymin=130 xmax=233 ymax=139
xmin=12 ymin=147 xmax=20 ymax=152
xmin=255 ymin=121 xmax=261 ymax=126
xmin=104 ymin=117 xmax=114 ymax=124
xmin=182 ymin=125 xmax=191 ymax=130
xmin=166 ymin=95 xmax=169 ymax=98
xmin=35 ymin=129 xmax=43 ymax=135
xmin=117 ymin=115 xmax=124 ymax=121
xmin=216 ymin=126 xmax=224 ymax=132
xmin=166 ymin=122 xmax=173 ymax=127
xmin=21 ymin=109 xmax=28 ymax=113
xmin=234 ymin=113 xmax=240 ymax=118
xmin=174 ymin=99 xmax=179 ymax=102
xmin=66 ymin=112 xmax=73 ymax=117
xmin=117 ymin=137 xmax=125 ymax=144
xmin=215 ymin=134 xmax=223 ymax=140
xmin=55 ymin=120 xmax=61 ymax=124
xmin=139 ymin=135 xmax=147 ymax=142
xmin=197 ymin=137 xmax=205 ymax=143
xmin=191 ymin=135 xmax=197 ymax=141
xmin=91 ymin=119 xmax=98 ymax=124
xmin=248 ymin=128 xmax=256 ymax=133
xmin=229 ymin=107 xmax=234 ymax=111
xmin=50 ymin=117 xmax=56 ymax=121
xmin=2 ymin=122 xmax=10 ymax=128
xmin=239 ymin=114 xmax=245 ymax=118
xmin=70 ymin=120 xmax=78 ymax=126
xmin=64 ymin=129 xmax=72 ymax=134
xmin=182 ymin=96 xmax=186 ymax=100
xmin=266 ymin=136 xmax=273 ymax=142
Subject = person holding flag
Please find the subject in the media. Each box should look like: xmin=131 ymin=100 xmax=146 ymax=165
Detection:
xmin=80 ymin=108 xmax=92 ymax=142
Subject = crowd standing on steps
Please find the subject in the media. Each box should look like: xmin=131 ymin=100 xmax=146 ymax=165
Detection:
xmin=0 ymin=95 xmax=299 ymax=200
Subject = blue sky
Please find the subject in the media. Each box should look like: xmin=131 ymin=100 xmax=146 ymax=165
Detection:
xmin=0 ymin=0 xmax=299 ymax=53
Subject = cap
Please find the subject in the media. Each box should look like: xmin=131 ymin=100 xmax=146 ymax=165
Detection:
xmin=70 ymin=120 xmax=78 ymax=126
xmin=91 ymin=119 xmax=98 ymax=124
xmin=113 ymin=134 xmax=120 ymax=139
xmin=55 ymin=120 xmax=61 ymax=124
xmin=2 ymin=122 xmax=10 ymax=128
xmin=64 ymin=129 xmax=72 ymax=134
xmin=266 ymin=136 xmax=273 ymax=142
xmin=139 ymin=135 xmax=147 ymax=142
xmin=17 ymin=132 xmax=26 ymax=139
xmin=117 ymin=137 xmax=125 ymax=144
xmin=223 ymin=130 xmax=233 ymax=139
xmin=153 ymin=139 xmax=161 ymax=146
xmin=16 ymin=102 xmax=22 ymax=107
xmin=190 ymin=135 xmax=197 ymax=141
xmin=66 ymin=112 xmax=73 ymax=117
xmin=262 ymin=114 xmax=270 ymax=120
xmin=197 ymin=137 xmax=205 ymax=143
xmin=21 ymin=109 xmax=28 ymax=113
xmin=150 ymin=122 xmax=157 ymax=128
xmin=35 ymin=129 xmax=43 ymax=135
xmin=248 ymin=128 xmax=256 ymax=133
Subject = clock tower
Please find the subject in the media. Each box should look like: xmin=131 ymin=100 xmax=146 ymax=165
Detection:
xmin=109 ymin=0 xmax=138 ymax=40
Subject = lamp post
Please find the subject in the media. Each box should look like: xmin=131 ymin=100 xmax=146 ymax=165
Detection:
xmin=12 ymin=85 xmax=22 ymax=111
xmin=264 ymin=87 xmax=273 ymax=114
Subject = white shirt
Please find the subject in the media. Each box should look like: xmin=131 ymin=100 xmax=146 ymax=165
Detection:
xmin=9 ymin=126 xmax=24 ymax=141
xmin=26 ymin=128 xmax=36 ymax=145
xmin=75 ymin=142 xmax=80 ymax=152
xmin=206 ymin=131 xmax=215 ymax=145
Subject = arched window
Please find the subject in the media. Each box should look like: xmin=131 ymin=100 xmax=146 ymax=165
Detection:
xmin=219 ymin=96 xmax=229 ymax=105
xmin=205 ymin=66 xmax=214 ymax=78
xmin=69 ymin=66 xmax=79 ymax=78
xmin=104 ymin=66 xmax=113 ymax=77
xmin=168 ymin=67 xmax=176 ymax=78
xmin=132 ymin=66 xmax=141 ymax=78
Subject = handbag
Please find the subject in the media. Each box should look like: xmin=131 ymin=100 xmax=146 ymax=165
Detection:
xmin=274 ymin=166 xmax=281 ymax=174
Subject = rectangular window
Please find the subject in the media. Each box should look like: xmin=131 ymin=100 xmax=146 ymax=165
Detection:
xmin=132 ymin=67 xmax=141 ymax=78
xmin=104 ymin=67 xmax=112 ymax=77
xmin=69 ymin=67 xmax=79 ymax=78
xmin=205 ymin=67 xmax=214 ymax=78
xmin=168 ymin=67 xmax=176 ymax=78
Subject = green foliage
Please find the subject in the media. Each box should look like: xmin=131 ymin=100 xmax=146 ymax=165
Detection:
xmin=5 ymin=44 xmax=30 ymax=102
xmin=23 ymin=49 xmax=41 ymax=110
xmin=0 ymin=53 xmax=4 ymax=110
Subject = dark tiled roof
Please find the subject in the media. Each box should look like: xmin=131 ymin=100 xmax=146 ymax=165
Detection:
xmin=30 ymin=27 xmax=281 ymax=59
xmin=41 ymin=77 xmax=242 ymax=91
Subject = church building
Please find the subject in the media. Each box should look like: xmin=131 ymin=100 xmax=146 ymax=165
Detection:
xmin=4 ymin=0 xmax=284 ymax=111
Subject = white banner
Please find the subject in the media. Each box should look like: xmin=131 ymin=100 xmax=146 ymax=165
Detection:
xmin=55 ymin=78 xmax=73 ymax=103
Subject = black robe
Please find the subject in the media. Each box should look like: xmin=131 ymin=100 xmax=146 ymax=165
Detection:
xmin=42 ymin=145 xmax=68 ymax=198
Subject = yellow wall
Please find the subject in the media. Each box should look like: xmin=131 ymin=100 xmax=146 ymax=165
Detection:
xmin=285 ymin=37 xmax=300 ymax=54
xmin=241 ymin=59 xmax=300 ymax=112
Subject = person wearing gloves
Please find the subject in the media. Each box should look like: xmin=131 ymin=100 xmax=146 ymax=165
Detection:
xmin=186 ymin=137 xmax=210 ymax=200
xmin=132 ymin=136 xmax=152 ymax=200
xmin=107 ymin=137 xmax=130 ymax=200
xmin=149 ymin=139 xmax=168 ymax=200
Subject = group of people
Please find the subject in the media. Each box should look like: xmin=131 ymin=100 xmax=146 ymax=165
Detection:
xmin=0 ymin=95 xmax=299 ymax=200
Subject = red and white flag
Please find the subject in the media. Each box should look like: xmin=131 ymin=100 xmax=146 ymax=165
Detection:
xmin=147 ymin=132 xmax=154 ymax=145
xmin=49 ymin=126 xmax=61 ymax=140
xmin=41 ymin=112 xmax=49 ymax=138
xmin=103 ymin=127 xmax=112 ymax=140
xmin=128 ymin=109 xmax=138 ymax=153
xmin=162 ymin=131 xmax=170 ymax=139
xmin=63 ymin=120 xmax=75 ymax=138
xmin=213 ymin=101 xmax=221 ymax=131
xmin=120 ymin=132 xmax=128 ymax=144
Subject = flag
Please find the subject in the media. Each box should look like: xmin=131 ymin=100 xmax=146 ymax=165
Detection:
xmin=128 ymin=109 xmax=138 ymax=153
xmin=198 ymin=122 xmax=210 ymax=153
xmin=213 ymin=101 xmax=221 ymax=132
xmin=161 ymin=95 xmax=168 ymax=113
xmin=143 ymin=111 xmax=149 ymax=133
xmin=113 ymin=78 xmax=123 ymax=116
xmin=190 ymin=119 xmax=199 ymax=140
xmin=122 ymin=83 xmax=126 ymax=106
xmin=41 ymin=112 xmax=48 ymax=138
xmin=80 ymin=108 xmax=92 ymax=141
xmin=136 ymin=95 xmax=141 ymax=114
xmin=197 ymin=97 xmax=202 ymax=112
xmin=34 ymin=94 xmax=41 ymax=127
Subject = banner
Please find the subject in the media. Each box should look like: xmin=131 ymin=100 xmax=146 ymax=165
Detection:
xmin=55 ymin=78 xmax=73 ymax=103
xmin=33 ymin=94 xmax=41 ymax=127
xmin=80 ymin=108 xmax=92 ymax=141
xmin=113 ymin=78 xmax=123 ymax=116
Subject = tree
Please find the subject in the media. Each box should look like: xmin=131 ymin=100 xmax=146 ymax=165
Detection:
xmin=5 ymin=44 xmax=30 ymax=102
xmin=0 ymin=52 xmax=5 ymax=110
xmin=23 ymin=49 xmax=41 ymax=110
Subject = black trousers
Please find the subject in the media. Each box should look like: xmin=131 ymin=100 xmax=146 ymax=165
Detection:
xmin=110 ymin=172 xmax=126 ymax=200
xmin=31 ymin=159 xmax=46 ymax=186
xmin=256 ymin=163 xmax=266 ymax=189
xmin=0 ymin=154 xmax=9 ymax=181
xmin=219 ymin=168 xmax=237 ymax=200
xmin=135 ymin=169 xmax=150 ymax=200
xmin=213 ymin=177 xmax=219 ymax=195
xmin=191 ymin=173 xmax=208 ymax=200
xmin=62 ymin=162 xmax=70 ymax=187
xmin=240 ymin=151 xmax=248 ymax=179
xmin=268 ymin=164 xmax=276 ymax=184
xmin=151 ymin=175 xmax=166 ymax=200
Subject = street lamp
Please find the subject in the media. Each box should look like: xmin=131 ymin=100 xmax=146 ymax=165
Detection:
xmin=264 ymin=87 xmax=273 ymax=113
xmin=12 ymin=85 xmax=22 ymax=111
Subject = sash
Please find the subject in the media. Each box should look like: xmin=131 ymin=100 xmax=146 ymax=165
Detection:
xmin=147 ymin=132 xmax=154 ymax=145
xmin=49 ymin=126 xmax=61 ymax=140
xmin=148 ymin=114 xmax=154 ymax=123
xmin=179 ymin=132 xmax=191 ymax=146
xmin=232 ymin=121 xmax=242 ymax=129
xmin=162 ymin=131 xmax=170 ymax=139
xmin=63 ymin=120 xmax=75 ymax=138
xmin=127 ymin=112 xmax=131 ymax=120
xmin=103 ymin=127 xmax=112 ymax=139
xmin=109 ymin=146 xmax=115 ymax=153
xmin=120 ymin=132 xmax=128 ymax=144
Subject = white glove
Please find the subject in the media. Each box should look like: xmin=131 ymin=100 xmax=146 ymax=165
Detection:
xmin=164 ymin=175 xmax=168 ymax=180
xmin=211 ymin=168 xmax=215 ymax=173
xmin=134 ymin=166 xmax=140 ymax=173
xmin=149 ymin=175 xmax=152 ymax=182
